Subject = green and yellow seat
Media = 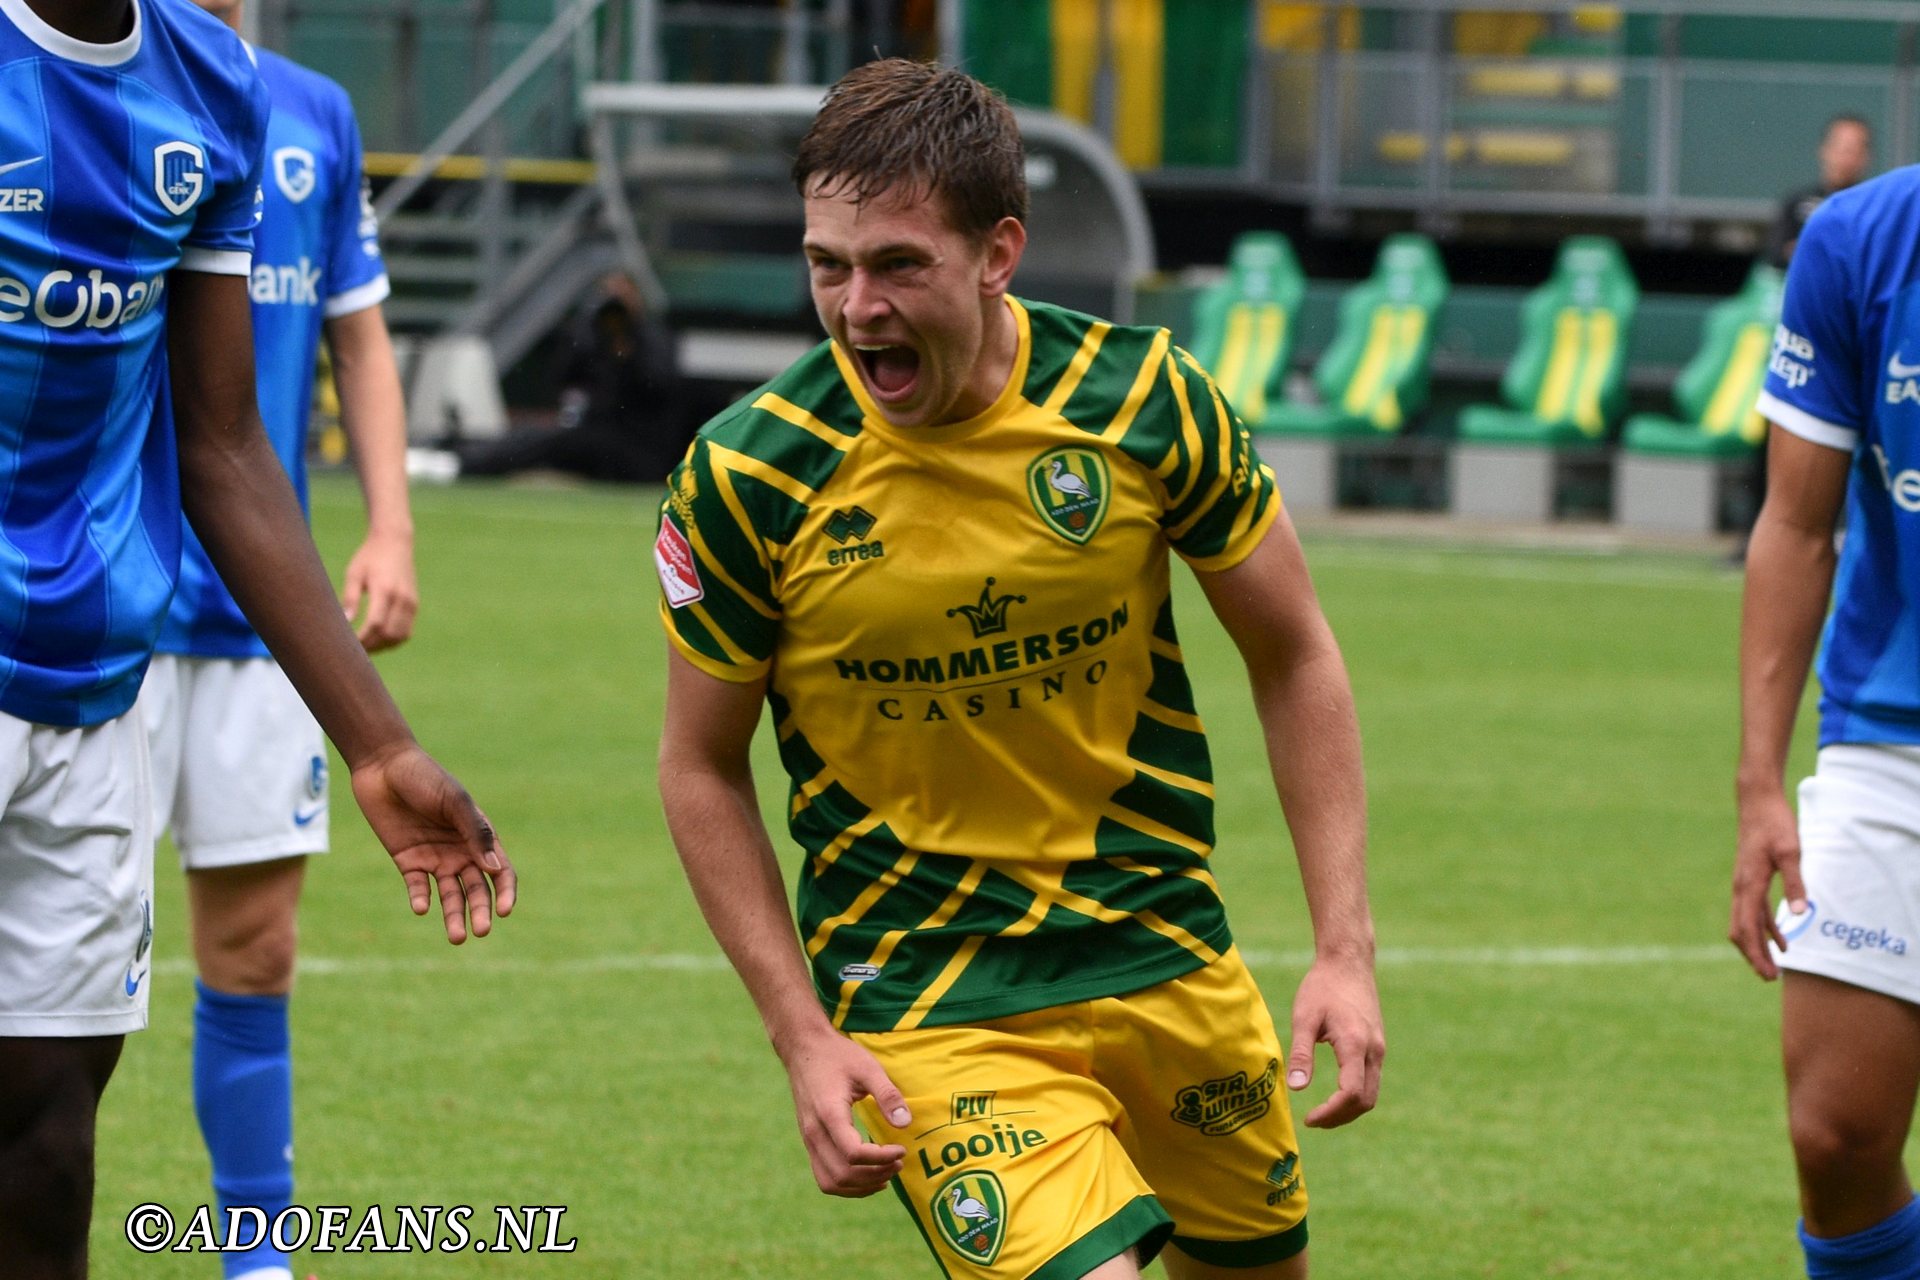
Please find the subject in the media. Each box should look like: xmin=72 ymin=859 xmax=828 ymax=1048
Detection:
xmin=1457 ymin=236 xmax=1638 ymax=446
xmin=1261 ymin=233 xmax=1449 ymax=437
xmin=1186 ymin=232 xmax=1305 ymax=428
xmin=1622 ymin=264 xmax=1784 ymax=458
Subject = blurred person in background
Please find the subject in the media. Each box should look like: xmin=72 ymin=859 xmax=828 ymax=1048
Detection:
xmin=148 ymin=2 xmax=421 ymax=1278
xmin=411 ymin=273 xmax=697 ymax=485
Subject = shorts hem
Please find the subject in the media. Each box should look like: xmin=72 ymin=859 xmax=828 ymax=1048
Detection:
xmin=1776 ymin=952 xmax=1920 ymax=1007
xmin=0 ymin=1009 xmax=148 ymax=1036
xmin=1032 ymin=1195 xmax=1175 ymax=1280
xmin=179 ymin=835 xmax=328 ymax=871
xmin=1170 ymin=1219 xmax=1309 ymax=1267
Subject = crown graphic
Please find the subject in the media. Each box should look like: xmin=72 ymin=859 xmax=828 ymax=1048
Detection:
xmin=947 ymin=578 xmax=1027 ymax=638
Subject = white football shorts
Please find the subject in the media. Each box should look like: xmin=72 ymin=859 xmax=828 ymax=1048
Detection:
xmin=1774 ymin=743 xmax=1920 ymax=1004
xmin=140 ymin=654 xmax=330 ymax=869
xmin=0 ymin=705 xmax=154 ymax=1036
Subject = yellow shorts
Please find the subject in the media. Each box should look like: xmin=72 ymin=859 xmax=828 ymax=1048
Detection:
xmin=852 ymin=947 xmax=1306 ymax=1279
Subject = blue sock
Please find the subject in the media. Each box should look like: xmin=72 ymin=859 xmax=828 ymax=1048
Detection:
xmin=1801 ymin=1197 xmax=1920 ymax=1279
xmin=193 ymin=981 xmax=295 ymax=1280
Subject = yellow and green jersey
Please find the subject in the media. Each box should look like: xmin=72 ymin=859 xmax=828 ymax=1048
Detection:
xmin=656 ymin=296 xmax=1279 ymax=1033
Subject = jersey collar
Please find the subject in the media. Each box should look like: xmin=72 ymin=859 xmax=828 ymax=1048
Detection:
xmin=0 ymin=0 xmax=142 ymax=65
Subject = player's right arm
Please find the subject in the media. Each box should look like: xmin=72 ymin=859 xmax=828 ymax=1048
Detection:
xmin=658 ymin=651 xmax=911 ymax=1197
xmin=168 ymin=267 xmax=513 ymax=944
xmin=1731 ymin=427 xmax=1849 ymax=977
xmin=1730 ymin=196 xmax=1859 ymax=979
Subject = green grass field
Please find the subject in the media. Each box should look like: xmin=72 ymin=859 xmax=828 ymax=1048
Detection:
xmin=90 ymin=474 xmax=1821 ymax=1278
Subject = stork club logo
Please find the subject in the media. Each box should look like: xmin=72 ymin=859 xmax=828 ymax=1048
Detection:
xmin=1027 ymin=446 xmax=1110 ymax=545
xmin=929 ymin=1170 xmax=1008 ymax=1264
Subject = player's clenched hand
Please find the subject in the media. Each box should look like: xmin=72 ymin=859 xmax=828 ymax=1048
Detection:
xmin=1730 ymin=785 xmax=1805 ymax=980
xmin=782 ymin=1031 xmax=912 ymax=1198
xmin=348 ymin=743 xmax=515 ymax=944
xmin=341 ymin=532 xmax=419 ymax=653
xmin=1288 ymin=956 xmax=1384 ymax=1129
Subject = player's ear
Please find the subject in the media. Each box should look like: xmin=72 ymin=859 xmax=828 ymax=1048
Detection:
xmin=979 ymin=217 xmax=1026 ymax=299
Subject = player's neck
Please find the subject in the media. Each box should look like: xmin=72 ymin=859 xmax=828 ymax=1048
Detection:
xmin=21 ymin=0 xmax=133 ymax=43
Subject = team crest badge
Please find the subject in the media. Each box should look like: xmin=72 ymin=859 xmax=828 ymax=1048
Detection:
xmin=273 ymin=147 xmax=317 ymax=203
xmin=1027 ymin=447 xmax=1109 ymax=545
xmin=930 ymin=1171 xmax=1007 ymax=1265
xmin=153 ymin=141 xmax=206 ymax=215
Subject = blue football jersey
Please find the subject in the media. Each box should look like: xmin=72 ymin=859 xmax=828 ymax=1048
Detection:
xmin=0 ymin=0 xmax=266 ymax=727
xmin=1759 ymin=164 xmax=1920 ymax=747
xmin=158 ymin=45 xmax=388 ymax=658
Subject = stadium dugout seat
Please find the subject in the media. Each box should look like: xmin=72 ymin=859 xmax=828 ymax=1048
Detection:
xmin=1253 ymin=234 xmax=1449 ymax=513
xmin=1186 ymin=231 xmax=1305 ymax=429
xmin=1615 ymin=264 xmax=1784 ymax=533
xmin=1262 ymin=234 xmax=1449 ymax=438
xmin=1452 ymin=236 xmax=1638 ymax=521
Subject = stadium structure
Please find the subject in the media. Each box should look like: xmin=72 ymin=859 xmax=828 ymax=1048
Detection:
xmin=251 ymin=0 xmax=1908 ymax=530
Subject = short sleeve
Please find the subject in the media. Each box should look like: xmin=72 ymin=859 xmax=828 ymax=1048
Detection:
xmin=655 ymin=437 xmax=781 ymax=681
xmin=321 ymin=90 xmax=389 ymax=318
xmin=1157 ymin=347 xmax=1280 ymax=570
xmin=177 ymin=67 xmax=269 ymax=276
xmin=1757 ymin=200 xmax=1862 ymax=452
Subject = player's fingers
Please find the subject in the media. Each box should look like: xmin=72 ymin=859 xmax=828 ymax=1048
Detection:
xmin=1779 ymin=845 xmax=1809 ymax=914
xmin=855 ymin=1063 xmax=913 ymax=1129
xmin=436 ymin=872 xmax=469 ymax=945
xmin=340 ymin=563 xmax=365 ymax=621
xmin=1302 ymin=1087 xmax=1367 ymax=1129
xmin=460 ymin=867 xmax=493 ymax=939
xmin=488 ymin=850 xmax=517 ymax=917
xmin=1286 ymin=1012 xmax=1318 ymax=1091
xmin=400 ymin=867 xmax=432 ymax=917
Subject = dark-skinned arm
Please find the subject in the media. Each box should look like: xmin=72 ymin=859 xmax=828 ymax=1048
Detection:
xmin=167 ymin=268 xmax=514 ymax=942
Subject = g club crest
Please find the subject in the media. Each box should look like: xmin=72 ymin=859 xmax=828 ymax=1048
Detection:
xmin=1027 ymin=447 xmax=1109 ymax=545
xmin=273 ymin=147 xmax=317 ymax=203
xmin=930 ymin=1171 xmax=1007 ymax=1265
xmin=153 ymin=141 xmax=206 ymax=216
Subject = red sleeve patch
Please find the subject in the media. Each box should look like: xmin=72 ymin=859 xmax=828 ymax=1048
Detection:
xmin=654 ymin=518 xmax=704 ymax=607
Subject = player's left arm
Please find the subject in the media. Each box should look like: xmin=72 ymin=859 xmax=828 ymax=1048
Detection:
xmin=1194 ymin=508 xmax=1383 ymax=1129
xmin=326 ymin=301 xmax=417 ymax=651
xmin=169 ymin=268 xmax=513 ymax=942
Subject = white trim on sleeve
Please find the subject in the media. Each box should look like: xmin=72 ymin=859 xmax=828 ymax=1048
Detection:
xmin=175 ymin=247 xmax=252 ymax=276
xmin=322 ymin=274 xmax=390 ymax=319
xmin=1757 ymin=391 xmax=1859 ymax=452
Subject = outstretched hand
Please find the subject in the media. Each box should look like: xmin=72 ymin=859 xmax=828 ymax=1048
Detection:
xmin=1288 ymin=955 xmax=1385 ymax=1129
xmin=1729 ymin=786 xmax=1806 ymax=980
xmin=348 ymin=744 xmax=515 ymax=943
xmin=783 ymin=1031 xmax=912 ymax=1198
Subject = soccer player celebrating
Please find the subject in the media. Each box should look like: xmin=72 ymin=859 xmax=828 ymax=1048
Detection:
xmin=657 ymin=60 xmax=1382 ymax=1279
xmin=136 ymin=2 xmax=416 ymax=1277
xmin=1732 ymin=159 xmax=1920 ymax=1273
xmin=0 ymin=2 xmax=513 ymax=1277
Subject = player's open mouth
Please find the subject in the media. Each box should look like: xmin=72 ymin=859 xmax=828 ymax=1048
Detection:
xmin=853 ymin=343 xmax=920 ymax=402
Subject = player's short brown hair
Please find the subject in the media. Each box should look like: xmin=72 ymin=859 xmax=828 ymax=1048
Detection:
xmin=792 ymin=58 xmax=1028 ymax=239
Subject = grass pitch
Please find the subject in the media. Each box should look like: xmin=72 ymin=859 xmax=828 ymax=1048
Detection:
xmin=92 ymin=475 xmax=1817 ymax=1278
